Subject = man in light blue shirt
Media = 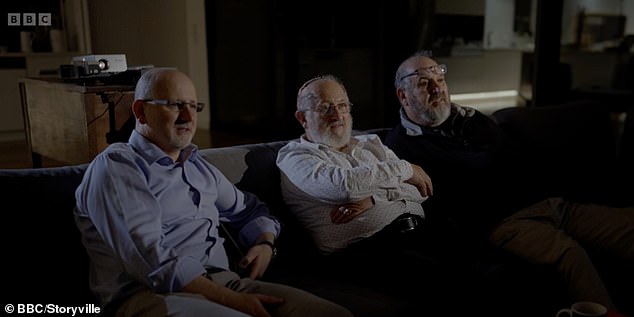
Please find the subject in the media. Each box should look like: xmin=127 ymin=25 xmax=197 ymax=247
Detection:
xmin=74 ymin=68 xmax=353 ymax=317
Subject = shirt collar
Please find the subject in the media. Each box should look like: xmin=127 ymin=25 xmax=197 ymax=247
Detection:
xmin=129 ymin=130 xmax=198 ymax=165
xmin=299 ymin=134 xmax=358 ymax=153
xmin=399 ymin=107 xmax=424 ymax=136
xmin=399 ymin=103 xmax=474 ymax=137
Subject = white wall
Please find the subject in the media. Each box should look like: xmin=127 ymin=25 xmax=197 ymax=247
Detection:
xmin=478 ymin=0 xmax=634 ymax=48
xmin=627 ymin=0 xmax=634 ymax=34
xmin=484 ymin=0 xmax=515 ymax=48
xmin=437 ymin=50 xmax=523 ymax=94
xmin=87 ymin=0 xmax=210 ymax=130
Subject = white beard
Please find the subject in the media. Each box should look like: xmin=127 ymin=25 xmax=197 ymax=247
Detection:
xmin=308 ymin=119 xmax=352 ymax=149
xmin=411 ymin=97 xmax=451 ymax=127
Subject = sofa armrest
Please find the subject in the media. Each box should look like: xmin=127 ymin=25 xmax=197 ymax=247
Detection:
xmin=0 ymin=165 xmax=95 ymax=305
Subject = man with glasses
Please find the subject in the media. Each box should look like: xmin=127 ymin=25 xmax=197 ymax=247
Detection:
xmin=386 ymin=50 xmax=508 ymax=239
xmin=276 ymin=74 xmax=484 ymax=316
xmin=384 ymin=50 xmax=634 ymax=314
xmin=74 ymin=68 xmax=353 ymax=317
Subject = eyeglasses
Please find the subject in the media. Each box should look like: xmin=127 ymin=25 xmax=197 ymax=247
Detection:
xmin=142 ymin=99 xmax=205 ymax=113
xmin=398 ymin=64 xmax=448 ymax=82
xmin=306 ymin=102 xmax=353 ymax=114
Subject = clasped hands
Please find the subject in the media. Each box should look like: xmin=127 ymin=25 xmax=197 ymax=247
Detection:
xmin=330 ymin=196 xmax=375 ymax=224
xmin=331 ymin=163 xmax=432 ymax=224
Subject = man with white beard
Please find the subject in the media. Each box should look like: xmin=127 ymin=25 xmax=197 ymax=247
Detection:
xmin=276 ymin=74 xmax=482 ymax=316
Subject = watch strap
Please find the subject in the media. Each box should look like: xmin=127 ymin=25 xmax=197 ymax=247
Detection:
xmin=257 ymin=240 xmax=277 ymax=257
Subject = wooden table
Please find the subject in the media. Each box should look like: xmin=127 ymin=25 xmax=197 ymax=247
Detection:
xmin=19 ymin=77 xmax=135 ymax=167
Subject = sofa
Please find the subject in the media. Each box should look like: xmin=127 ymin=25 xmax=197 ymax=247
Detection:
xmin=1 ymin=100 xmax=632 ymax=316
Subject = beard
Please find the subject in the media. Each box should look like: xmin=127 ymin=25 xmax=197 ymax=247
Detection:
xmin=412 ymin=96 xmax=451 ymax=127
xmin=171 ymin=123 xmax=195 ymax=149
xmin=308 ymin=118 xmax=352 ymax=149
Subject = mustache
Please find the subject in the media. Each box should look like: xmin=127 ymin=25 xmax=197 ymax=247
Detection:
xmin=429 ymin=93 xmax=448 ymax=104
xmin=328 ymin=120 xmax=345 ymax=127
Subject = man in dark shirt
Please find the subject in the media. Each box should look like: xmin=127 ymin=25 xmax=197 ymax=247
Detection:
xmin=383 ymin=50 xmax=634 ymax=313
xmin=384 ymin=53 xmax=518 ymax=240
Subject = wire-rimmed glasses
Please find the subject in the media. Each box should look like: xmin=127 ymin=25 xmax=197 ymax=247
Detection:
xmin=398 ymin=64 xmax=448 ymax=83
xmin=306 ymin=102 xmax=353 ymax=115
xmin=142 ymin=99 xmax=205 ymax=113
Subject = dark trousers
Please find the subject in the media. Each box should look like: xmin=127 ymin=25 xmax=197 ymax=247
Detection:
xmin=490 ymin=197 xmax=634 ymax=312
xmin=323 ymin=215 xmax=484 ymax=316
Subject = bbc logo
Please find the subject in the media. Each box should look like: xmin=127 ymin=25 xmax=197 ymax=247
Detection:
xmin=7 ymin=13 xmax=52 ymax=26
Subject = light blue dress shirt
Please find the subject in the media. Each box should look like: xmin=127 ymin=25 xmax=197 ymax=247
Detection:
xmin=74 ymin=130 xmax=280 ymax=307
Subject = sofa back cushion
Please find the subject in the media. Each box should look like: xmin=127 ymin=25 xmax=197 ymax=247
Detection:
xmin=199 ymin=140 xmax=322 ymax=272
xmin=199 ymin=141 xmax=288 ymax=210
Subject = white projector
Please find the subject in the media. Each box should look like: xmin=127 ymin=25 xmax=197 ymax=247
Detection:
xmin=71 ymin=54 xmax=128 ymax=74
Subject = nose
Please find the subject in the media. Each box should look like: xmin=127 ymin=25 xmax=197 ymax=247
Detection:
xmin=328 ymin=107 xmax=340 ymax=115
xmin=428 ymin=81 xmax=441 ymax=95
xmin=324 ymin=105 xmax=344 ymax=116
xmin=178 ymin=106 xmax=196 ymax=121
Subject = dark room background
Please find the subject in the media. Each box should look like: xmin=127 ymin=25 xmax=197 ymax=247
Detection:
xmin=205 ymin=0 xmax=435 ymax=141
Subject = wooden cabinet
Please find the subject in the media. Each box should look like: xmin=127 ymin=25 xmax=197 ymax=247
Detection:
xmin=0 ymin=68 xmax=27 ymax=139
xmin=1 ymin=0 xmax=91 ymax=141
xmin=0 ymin=53 xmax=80 ymax=141
xmin=19 ymin=78 xmax=134 ymax=167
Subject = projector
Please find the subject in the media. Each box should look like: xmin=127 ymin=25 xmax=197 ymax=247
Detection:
xmin=71 ymin=54 xmax=128 ymax=74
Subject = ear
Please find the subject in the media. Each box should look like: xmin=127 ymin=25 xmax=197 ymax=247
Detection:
xmin=295 ymin=110 xmax=307 ymax=129
xmin=396 ymin=87 xmax=408 ymax=107
xmin=132 ymin=100 xmax=147 ymax=124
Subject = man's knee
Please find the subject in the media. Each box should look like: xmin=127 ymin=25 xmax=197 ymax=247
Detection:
xmin=115 ymin=291 xmax=167 ymax=317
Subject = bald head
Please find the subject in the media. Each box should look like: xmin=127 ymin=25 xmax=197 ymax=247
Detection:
xmin=394 ymin=50 xmax=434 ymax=89
xmin=296 ymin=75 xmax=347 ymax=111
xmin=135 ymin=68 xmax=194 ymax=101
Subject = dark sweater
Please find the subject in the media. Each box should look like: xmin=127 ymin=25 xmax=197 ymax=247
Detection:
xmin=384 ymin=105 xmax=528 ymax=240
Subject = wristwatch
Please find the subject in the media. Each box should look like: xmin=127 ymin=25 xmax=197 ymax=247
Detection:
xmin=257 ymin=240 xmax=278 ymax=258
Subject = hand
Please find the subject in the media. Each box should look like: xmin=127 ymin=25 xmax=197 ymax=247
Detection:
xmin=405 ymin=163 xmax=433 ymax=197
xmin=224 ymin=290 xmax=284 ymax=317
xmin=330 ymin=196 xmax=374 ymax=224
xmin=183 ymin=275 xmax=284 ymax=317
xmin=239 ymin=243 xmax=275 ymax=279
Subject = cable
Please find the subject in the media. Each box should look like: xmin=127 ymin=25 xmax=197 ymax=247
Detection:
xmin=86 ymin=93 xmax=126 ymax=127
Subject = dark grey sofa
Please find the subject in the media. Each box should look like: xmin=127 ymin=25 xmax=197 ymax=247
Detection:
xmin=1 ymin=100 xmax=632 ymax=316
